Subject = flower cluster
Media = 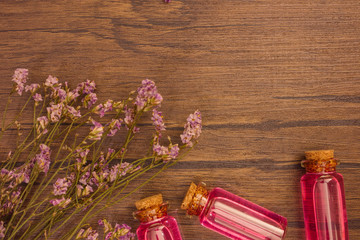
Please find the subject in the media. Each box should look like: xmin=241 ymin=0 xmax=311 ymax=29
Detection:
xmin=0 ymin=221 xmax=5 ymax=238
xmin=153 ymin=143 xmax=180 ymax=162
xmin=12 ymin=68 xmax=29 ymax=95
xmin=135 ymin=79 xmax=163 ymax=111
xmin=33 ymin=144 xmax=51 ymax=175
xmin=180 ymin=110 xmax=202 ymax=147
xmin=0 ymin=68 xmax=201 ymax=239
xmin=76 ymin=219 xmax=135 ymax=240
xmin=76 ymin=226 xmax=99 ymax=240
xmin=152 ymin=109 xmax=166 ymax=132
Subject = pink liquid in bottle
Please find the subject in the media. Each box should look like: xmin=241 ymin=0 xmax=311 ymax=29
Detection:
xmin=181 ymin=182 xmax=287 ymax=240
xmin=134 ymin=194 xmax=183 ymax=240
xmin=301 ymin=150 xmax=348 ymax=240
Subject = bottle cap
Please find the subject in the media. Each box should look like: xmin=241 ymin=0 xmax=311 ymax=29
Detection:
xmin=302 ymin=150 xmax=338 ymax=173
xmin=181 ymin=182 xmax=209 ymax=216
xmin=305 ymin=150 xmax=334 ymax=161
xmin=135 ymin=194 xmax=163 ymax=211
xmin=181 ymin=182 xmax=197 ymax=210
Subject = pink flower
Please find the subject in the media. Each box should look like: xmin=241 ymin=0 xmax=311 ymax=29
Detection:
xmin=77 ymin=79 xmax=96 ymax=94
xmin=47 ymin=103 xmax=63 ymax=122
xmin=107 ymin=119 xmax=122 ymax=136
xmin=94 ymin=100 xmax=113 ymax=118
xmin=45 ymin=75 xmax=59 ymax=88
xmin=75 ymin=148 xmax=90 ymax=164
xmin=53 ymin=177 xmax=72 ymax=196
xmin=12 ymin=68 xmax=28 ymax=96
xmin=169 ymin=144 xmax=179 ymax=160
xmin=82 ymin=93 xmax=98 ymax=109
xmin=33 ymin=93 xmax=43 ymax=102
xmin=66 ymin=106 xmax=81 ymax=119
xmin=76 ymin=227 xmax=98 ymax=240
xmin=66 ymin=90 xmax=80 ymax=103
xmin=25 ymin=83 xmax=40 ymax=93
xmin=79 ymin=171 xmax=90 ymax=185
xmin=36 ymin=116 xmax=49 ymax=135
xmin=180 ymin=110 xmax=202 ymax=147
xmin=124 ymin=106 xmax=134 ymax=126
xmin=34 ymin=144 xmax=51 ymax=174
xmin=57 ymin=88 xmax=67 ymax=101
xmin=50 ymin=197 xmax=71 ymax=208
xmin=0 ymin=221 xmax=5 ymax=238
xmin=151 ymin=109 xmax=166 ymax=132
xmin=153 ymin=143 xmax=169 ymax=156
xmin=88 ymin=119 xmax=104 ymax=141
xmin=108 ymin=162 xmax=133 ymax=182
xmin=135 ymin=79 xmax=163 ymax=110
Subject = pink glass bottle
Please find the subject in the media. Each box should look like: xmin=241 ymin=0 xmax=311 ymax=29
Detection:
xmin=301 ymin=150 xmax=349 ymax=240
xmin=181 ymin=182 xmax=287 ymax=240
xmin=134 ymin=194 xmax=183 ymax=240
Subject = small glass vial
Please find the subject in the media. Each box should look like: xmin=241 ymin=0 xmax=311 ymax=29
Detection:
xmin=301 ymin=150 xmax=349 ymax=239
xmin=134 ymin=194 xmax=183 ymax=240
xmin=181 ymin=182 xmax=287 ymax=240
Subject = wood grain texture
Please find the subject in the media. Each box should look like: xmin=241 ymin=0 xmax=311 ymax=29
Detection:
xmin=1 ymin=0 xmax=360 ymax=239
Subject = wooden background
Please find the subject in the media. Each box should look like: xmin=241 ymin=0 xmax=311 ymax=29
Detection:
xmin=1 ymin=0 xmax=360 ymax=239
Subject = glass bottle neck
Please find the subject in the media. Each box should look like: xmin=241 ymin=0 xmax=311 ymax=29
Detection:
xmin=301 ymin=158 xmax=338 ymax=173
xmin=134 ymin=203 xmax=168 ymax=223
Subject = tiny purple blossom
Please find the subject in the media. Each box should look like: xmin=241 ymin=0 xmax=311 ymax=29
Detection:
xmin=135 ymin=79 xmax=163 ymax=110
xmin=57 ymin=88 xmax=67 ymax=101
xmin=82 ymin=93 xmax=98 ymax=109
xmin=124 ymin=106 xmax=134 ymax=126
xmin=25 ymin=83 xmax=40 ymax=93
xmin=107 ymin=119 xmax=122 ymax=136
xmin=66 ymin=106 xmax=81 ymax=119
xmin=169 ymin=144 xmax=179 ymax=160
xmin=151 ymin=109 xmax=166 ymax=132
xmin=153 ymin=143 xmax=169 ymax=156
xmin=75 ymin=148 xmax=90 ymax=164
xmin=66 ymin=90 xmax=80 ymax=103
xmin=53 ymin=177 xmax=72 ymax=196
xmin=109 ymin=162 xmax=132 ymax=182
xmin=94 ymin=104 xmax=105 ymax=118
xmin=34 ymin=144 xmax=51 ymax=174
xmin=76 ymin=227 xmax=98 ymax=240
xmin=36 ymin=116 xmax=49 ymax=134
xmin=105 ymin=232 xmax=113 ymax=240
xmin=0 ymin=221 xmax=5 ymax=238
xmin=94 ymin=100 xmax=113 ymax=118
xmin=88 ymin=119 xmax=104 ymax=141
xmin=33 ymin=93 xmax=43 ymax=102
xmin=45 ymin=75 xmax=59 ymax=88
xmin=79 ymin=171 xmax=90 ymax=185
xmin=50 ymin=197 xmax=71 ymax=208
xmin=103 ymin=100 xmax=113 ymax=111
xmin=180 ymin=110 xmax=202 ymax=147
xmin=12 ymin=68 xmax=28 ymax=96
xmin=77 ymin=79 xmax=96 ymax=94
xmin=47 ymin=103 xmax=63 ymax=122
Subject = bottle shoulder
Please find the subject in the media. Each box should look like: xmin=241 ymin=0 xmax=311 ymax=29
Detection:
xmin=301 ymin=171 xmax=343 ymax=179
xmin=300 ymin=172 xmax=344 ymax=186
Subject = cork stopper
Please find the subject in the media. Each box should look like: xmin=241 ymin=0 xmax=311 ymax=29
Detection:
xmin=302 ymin=150 xmax=338 ymax=173
xmin=305 ymin=150 xmax=334 ymax=161
xmin=181 ymin=182 xmax=197 ymax=210
xmin=135 ymin=194 xmax=163 ymax=210
xmin=181 ymin=182 xmax=209 ymax=216
xmin=134 ymin=194 xmax=168 ymax=223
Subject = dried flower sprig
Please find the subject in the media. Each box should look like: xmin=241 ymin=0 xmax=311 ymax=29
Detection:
xmin=0 ymin=69 xmax=201 ymax=239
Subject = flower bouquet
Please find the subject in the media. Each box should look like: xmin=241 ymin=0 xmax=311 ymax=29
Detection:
xmin=0 ymin=69 xmax=201 ymax=239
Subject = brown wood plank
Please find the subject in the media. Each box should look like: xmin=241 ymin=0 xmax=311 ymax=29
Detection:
xmin=0 ymin=0 xmax=359 ymax=239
